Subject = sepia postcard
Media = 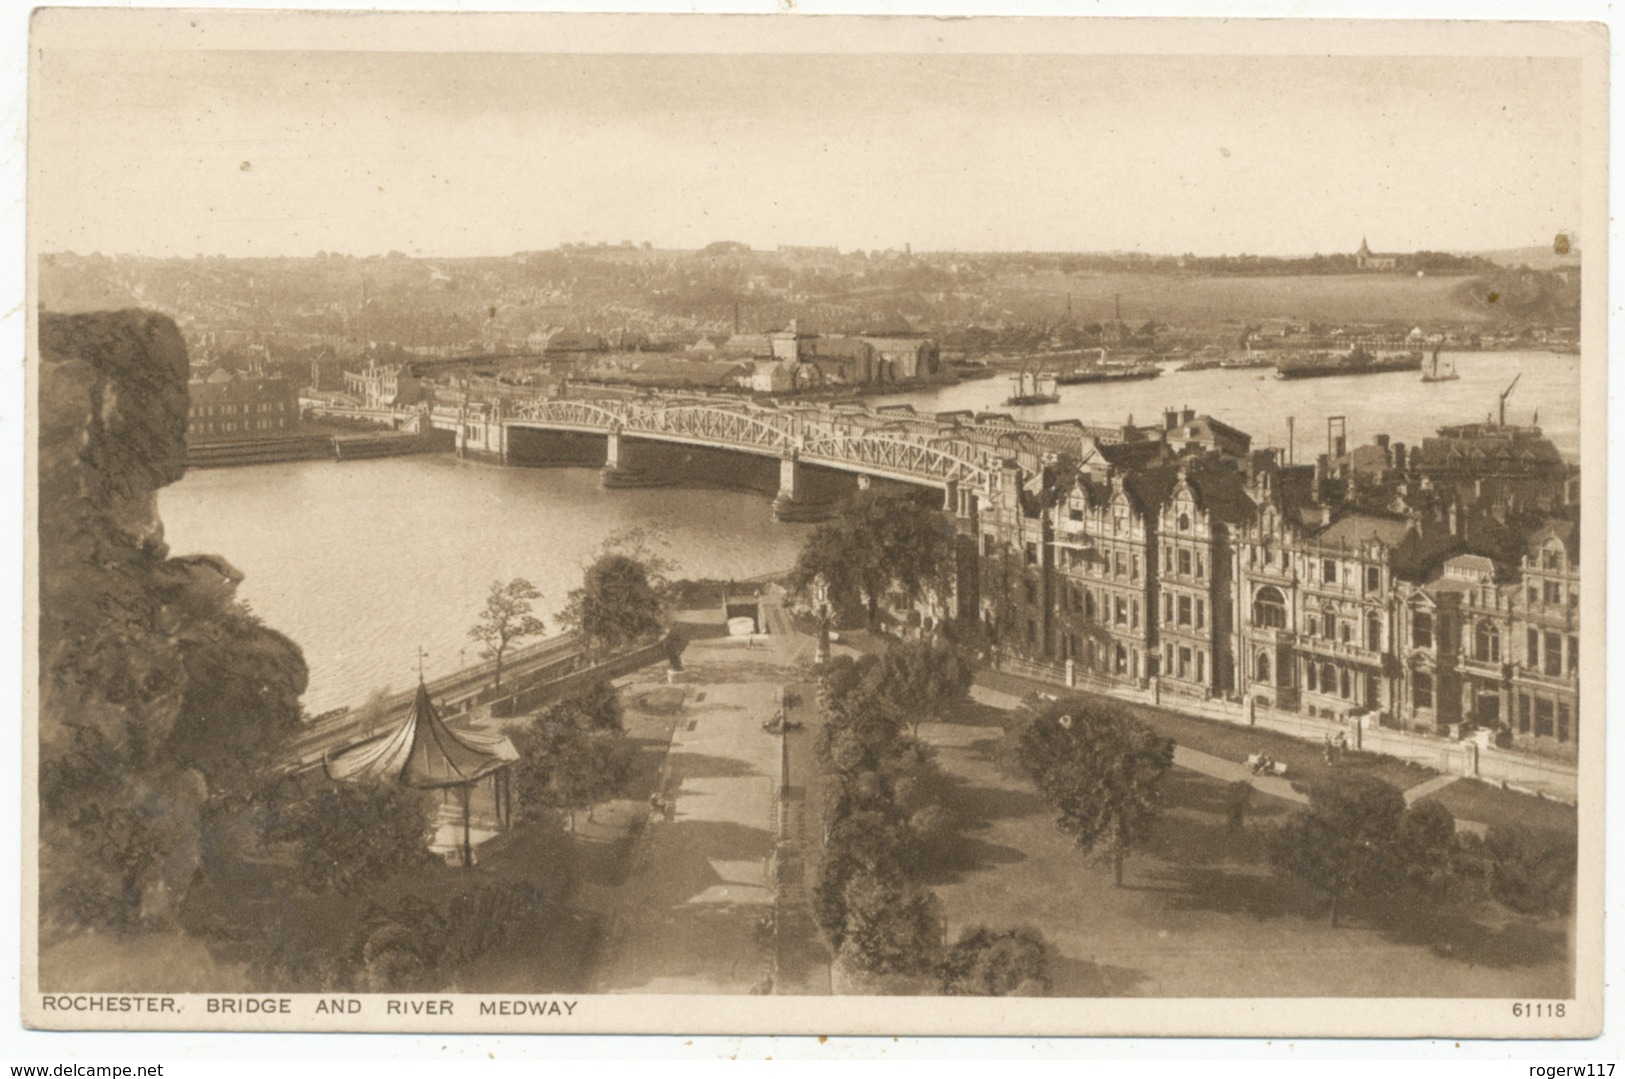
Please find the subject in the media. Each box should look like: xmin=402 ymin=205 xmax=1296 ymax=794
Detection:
xmin=22 ymin=8 xmax=1608 ymax=1039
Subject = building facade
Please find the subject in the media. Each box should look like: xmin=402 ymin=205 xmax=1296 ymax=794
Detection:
xmin=962 ymin=415 xmax=1582 ymax=759
xmin=188 ymin=371 xmax=300 ymax=442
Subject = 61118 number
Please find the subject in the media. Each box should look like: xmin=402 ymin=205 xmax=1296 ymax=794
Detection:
xmin=1512 ymin=1002 xmax=1566 ymax=1018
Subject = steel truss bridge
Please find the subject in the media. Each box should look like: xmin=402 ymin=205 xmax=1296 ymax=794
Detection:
xmin=506 ymin=396 xmax=1025 ymax=490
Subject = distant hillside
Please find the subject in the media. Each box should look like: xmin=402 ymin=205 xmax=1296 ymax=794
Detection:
xmin=1451 ymin=267 xmax=1581 ymax=324
xmin=1465 ymin=246 xmax=1583 ymax=272
xmin=993 ymin=272 xmax=1516 ymax=327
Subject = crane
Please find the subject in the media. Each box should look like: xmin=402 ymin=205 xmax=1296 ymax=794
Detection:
xmin=1499 ymin=372 xmax=1521 ymax=426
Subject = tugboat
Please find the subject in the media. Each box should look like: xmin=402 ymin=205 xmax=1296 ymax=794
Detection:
xmin=1004 ymin=367 xmax=1060 ymax=406
xmin=1276 ymin=347 xmax=1424 ymax=380
xmin=1421 ymin=345 xmax=1460 ymax=383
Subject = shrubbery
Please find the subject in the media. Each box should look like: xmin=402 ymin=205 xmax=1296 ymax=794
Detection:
xmin=266 ymin=776 xmax=439 ymax=895
xmin=938 ymin=925 xmax=1052 ymax=997
xmin=1483 ymin=823 xmax=1577 ymax=917
xmin=810 ymin=647 xmax=1040 ymax=992
xmin=246 ymin=879 xmax=553 ymax=992
xmin=1267 ymin=776 xmax=1576 ymax=926
xmin=811 ymin=652 xmax=955 ymax=972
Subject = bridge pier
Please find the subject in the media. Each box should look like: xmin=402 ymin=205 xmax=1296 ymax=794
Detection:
xmin=600 ymin=428 xmax=673 ymax=488
xmin=772 ymin=451 xmax=831 ymax=522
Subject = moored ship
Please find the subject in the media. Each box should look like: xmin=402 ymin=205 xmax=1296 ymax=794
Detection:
xmin=1005 ymin=368 xmax=1060 ymax=405
xmin=1421 ymin=346 xmax=1460 ymax=383
xmin=1053 ymin=347 xmax=1162 ymax=385
xmin=1055 ymin=362 xmax=1161 ymax=385
xmin=1275 ymin=347 xmax=1424 ymax=380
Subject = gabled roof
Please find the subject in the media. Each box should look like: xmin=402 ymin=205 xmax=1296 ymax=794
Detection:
xmin=1526 ymin=517 xmax=1579 ymax=563
xmin=1311 ymin=512 xmax=1415 ymax=551
xmin=326 ymin=681 xmax=513 ymax=790
xmin=1097 ymin=439 xmax=1170 ymax=472
xmin=1182 ymin=466 xmax=1257 ymax=525
xmin=1121 ymin=464 xmax=1180 ymax=518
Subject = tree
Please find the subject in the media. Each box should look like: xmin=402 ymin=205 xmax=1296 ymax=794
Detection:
xmin=1015 ymin=697 xmax=1175 ymax=887
xmin=789 ymin=491 xmax=953 ymax=628
xmin=938 ymin=925 xmax=1051 ymax=996
xmin=1268 ymin=774 xmax=1406 ymax=927
xmin=838 ymin=870 xmax=944 ymax=976
xmin=871 ymin=636 xmax=975 ymax=739
xmin=511 ymin=691 xmax=634 ymax=831
xmin=268 ymin=778 xmax=438 ymax=895
xmin=1394 ymin=797 xmax=1458 ymax=898
xmin=541 ymin=678 xmax=624 ymax=733
xmin=468 ymin=578 xmax=546 ymax=689
xmin=548 ymin=732 xmax=634 ymax=830
xmin=561 ymin=553 xmax=665 ymax=656
xmin=826 ymin=808 xmax=922 ymax=877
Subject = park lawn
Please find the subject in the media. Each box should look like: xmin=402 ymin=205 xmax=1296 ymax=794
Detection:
xmin=917 ymin=711 xmax=1573 ymax=1000
xmin=1425 ymin=777 xmax=1577 ymax=836
xmin=1112 ymin=697 xmax=1439 ymax=795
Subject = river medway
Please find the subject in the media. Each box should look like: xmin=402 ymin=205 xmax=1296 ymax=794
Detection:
xmin=875 ymin=349 xmax=1580 ymax=461
xmin=159 ymin=460 xmax=813 ymax=714
xmin=159 ymin=351 xmax=1579 ymax=714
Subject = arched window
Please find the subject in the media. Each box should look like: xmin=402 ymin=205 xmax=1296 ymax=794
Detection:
xmin=1367 ymin=612 xmax=1383 ymax=652
xmin=1252 ymin=585 xmax=1287 ymax=628
xmin=1322 ymin=604 xmax=1338 ymax=639
xmin=1474 ymin=620 xmax=1501 ymax=662
xmin=1178 ymin=512 xmax=1191 ymax=532
xmin=1256 ymin=651 xmax=1272 ymax=684
xmin=1321 ymin=662 xmax=1336 ymax=693
xmin=1085 ymin=591 xmax=1096 ymax=621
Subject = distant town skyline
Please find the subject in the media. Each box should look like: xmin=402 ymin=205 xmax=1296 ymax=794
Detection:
xmin=32 ymin=46 xmax=1585 ymax=261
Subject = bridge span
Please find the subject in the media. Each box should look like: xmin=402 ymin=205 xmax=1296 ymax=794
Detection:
xmin=434 ymin=394 xmax=1136 ymax=521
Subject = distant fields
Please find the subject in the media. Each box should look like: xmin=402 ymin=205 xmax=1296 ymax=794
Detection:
xmin=993 ymin=272 xmax=1497 ymax=326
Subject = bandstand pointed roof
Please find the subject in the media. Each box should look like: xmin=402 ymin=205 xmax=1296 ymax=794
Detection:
xmin=326 ymin=680 xmax=512 ymax=790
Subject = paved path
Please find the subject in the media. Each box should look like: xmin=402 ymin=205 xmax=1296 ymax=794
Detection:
xmin=1173 ymin=745 xmax=1308 ymax=804
xmin=588 ymin=607 xmax=803 ymax=995
xmin=1402 ymin=772 xmax=1463 ymax=804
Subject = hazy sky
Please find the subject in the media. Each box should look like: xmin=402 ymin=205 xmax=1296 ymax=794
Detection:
xmin=31 ymin=48 xmax=1583 ymax=258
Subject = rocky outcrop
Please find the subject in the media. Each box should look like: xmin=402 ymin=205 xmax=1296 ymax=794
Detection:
xmin=38 ymin=311 xmax=309 ymax=935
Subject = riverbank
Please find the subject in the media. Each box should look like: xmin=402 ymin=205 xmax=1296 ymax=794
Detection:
xmin=186 ymin=426 xmax=452 ymax=469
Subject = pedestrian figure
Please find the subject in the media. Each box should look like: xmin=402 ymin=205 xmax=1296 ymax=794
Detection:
xmin=1334 ymin=731 xmax=1348 ymax=763
xmin=1323 ymin=734 xmax=1336 ymax=766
